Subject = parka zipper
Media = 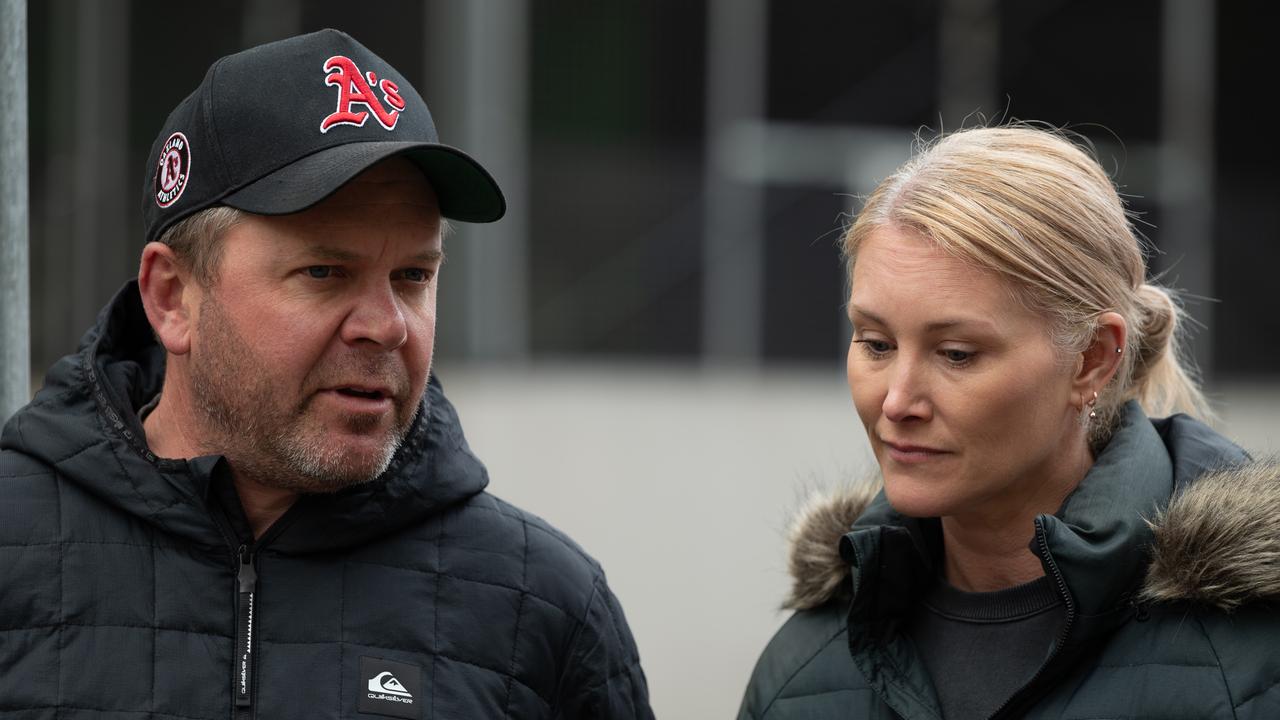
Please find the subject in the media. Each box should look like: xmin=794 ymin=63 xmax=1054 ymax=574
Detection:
xmin=987 ymin=517 xmax=1076 ymax=719
xmin=206 ymin=492 xmax=300 ymax=720
xmin=234 ymin=545 xmax=257 ymax=711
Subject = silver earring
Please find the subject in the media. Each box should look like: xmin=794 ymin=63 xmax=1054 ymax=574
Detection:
xmin=1088 ymin=390 xmax=1099 ymax=420
xmin=1116 ymin=347 xmax=1123 ymax=354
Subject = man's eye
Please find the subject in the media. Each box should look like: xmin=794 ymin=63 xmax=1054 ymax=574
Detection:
xmin=306 ymin=266 xmax=333 ymax=279
xmin=397 ymin=267 xmax=435 ymax=284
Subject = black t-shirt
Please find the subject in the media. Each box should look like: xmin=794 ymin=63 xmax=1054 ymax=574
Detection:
xmin=906 ymin=574 xmax=1066 ymax=720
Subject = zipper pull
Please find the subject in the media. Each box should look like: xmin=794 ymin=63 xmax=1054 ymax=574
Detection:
xmin=235 ymin=545 xmax=257 ymax=708
xmin=238 ymin=545 xmax=257 ymax=592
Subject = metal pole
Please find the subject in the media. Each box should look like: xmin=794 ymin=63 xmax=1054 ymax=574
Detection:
xmin=938 ymin=0 xmax=1000 ymax=126
xmin=1159 ymin=0 xmax=1216 ymax=381
xmin=70 ymin=0 xmax=130 ymax=339
xmin=242 ymin=0 xmax=301 ymax=47
xmin=425 ymin=0 xmax=531 ymax=361
xmin=462 ymin=0 xmax=530 ymax=360
xmin=1 ymin=0 xmax=30 ymax=425
xmin=702 ymin=0 xmax=767 ymax=364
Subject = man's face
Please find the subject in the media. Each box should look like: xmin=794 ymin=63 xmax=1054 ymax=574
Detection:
xmin=187 ymin=158 xmax=443 ymax=492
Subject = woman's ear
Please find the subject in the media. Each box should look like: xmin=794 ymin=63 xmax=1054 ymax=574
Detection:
xmin=1072 ymin=311 xmax=1127 ymax=401
xmin=138 ymin=242 xmax=196 ymax=355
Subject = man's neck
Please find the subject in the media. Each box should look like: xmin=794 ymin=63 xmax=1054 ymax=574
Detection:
xmin=232 ymin=477 xmax=298 ymax=539
xmin=141 ymin=381 xmax=206 ymax=463
xmin=142 ymin=380 xmax=298 ymax=540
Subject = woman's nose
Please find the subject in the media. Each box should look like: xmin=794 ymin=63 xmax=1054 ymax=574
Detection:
xmin=882 ymin=359 xmax=932 ymax=423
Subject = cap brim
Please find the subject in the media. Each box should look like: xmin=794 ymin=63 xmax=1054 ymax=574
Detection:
xmin=221 ymin=141 xmax=506 ymax=223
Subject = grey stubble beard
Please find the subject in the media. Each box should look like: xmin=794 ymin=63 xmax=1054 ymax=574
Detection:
xmin=188 ymin=291 xmax=417 ymax=493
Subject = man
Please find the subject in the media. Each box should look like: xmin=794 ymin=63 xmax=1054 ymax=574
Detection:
xmin=0 ymin=29 xmax=652 ymax=719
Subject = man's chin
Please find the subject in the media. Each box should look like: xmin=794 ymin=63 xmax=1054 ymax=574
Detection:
xmin=274 ymin=456 xmax=392 ymax=494
xmin=266 ymin=428 xmax=404 ymax=493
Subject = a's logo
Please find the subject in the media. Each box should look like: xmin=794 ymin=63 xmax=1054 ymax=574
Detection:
xmin=368 ymin=671 xmax=412 ymax=698
xmin=358 ymin=656 xmax=421 ymax=718
xmin=154 ymin=132 xmax=191 ymax=208
xmin=320 ymin=55 xmax=406 ymax=133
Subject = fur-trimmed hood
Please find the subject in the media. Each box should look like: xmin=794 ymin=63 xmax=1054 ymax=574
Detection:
xmin=783 ymin=459 xmax=1280 ymax=613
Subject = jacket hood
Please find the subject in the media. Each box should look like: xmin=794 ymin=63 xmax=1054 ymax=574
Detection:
xmin=783 ymin=407 xmax=1271 ymax=612
xmin=1141 ymin=460 xmax=1280 ymax=610
xmin=783 ymin=480 xmax=881 ymax=610
xmin=1 ymin=281 xmax=489 ymax=553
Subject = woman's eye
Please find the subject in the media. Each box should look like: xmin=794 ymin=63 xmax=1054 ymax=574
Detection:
xmin=306 ymin=266 xmax=333 ymax=279
xmin=942 ymin=349 xmax=975 ymax=366
xmin=854 ymin=339 xmax=893 ymax=357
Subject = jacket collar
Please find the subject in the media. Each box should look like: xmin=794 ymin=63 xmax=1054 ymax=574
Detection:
xmin=2 ymin=281 xmax=489 ymax=553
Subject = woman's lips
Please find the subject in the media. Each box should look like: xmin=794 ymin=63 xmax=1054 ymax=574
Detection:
xmin=881 ymin=439 xmax=951 ymax=464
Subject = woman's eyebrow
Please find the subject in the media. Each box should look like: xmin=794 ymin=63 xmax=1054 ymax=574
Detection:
xmin=921 ymin=318 xmax=997 ymax=333
xmin=847 ymin=305 xmax=886 ymax=325
xmin=848 ymin=304 xmax=996 ymax=333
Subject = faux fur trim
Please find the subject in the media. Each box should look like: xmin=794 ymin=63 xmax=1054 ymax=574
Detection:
xmin=1141 ymin=460 xmax=1280 ymax=611
xmin=783 ymin=481 xmax=882 ymax=610
xmin=782 ymin=461 xmax=1280 ymax=613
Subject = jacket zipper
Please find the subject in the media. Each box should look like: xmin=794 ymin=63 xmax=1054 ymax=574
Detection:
xmin=234 ymin=545 xmax=257 ymax=714
xmin=987 ymin=517 xmax=1076 ymax=719
xmin=206 ymin=482 xmax=302 ymax=720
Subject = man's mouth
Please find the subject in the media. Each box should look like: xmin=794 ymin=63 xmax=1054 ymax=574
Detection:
xmin=335 ymin=387 xmax=387 ymax=400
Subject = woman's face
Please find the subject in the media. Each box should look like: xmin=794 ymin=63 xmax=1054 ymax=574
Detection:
xmin=847 ymin=226 xmax=1085 ymax=521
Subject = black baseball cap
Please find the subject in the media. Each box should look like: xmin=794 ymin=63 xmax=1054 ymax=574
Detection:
xmin=142 ymin=28 xmax=505 ymax=243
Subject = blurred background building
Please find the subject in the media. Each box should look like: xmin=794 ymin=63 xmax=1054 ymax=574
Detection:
xmin=10 ymin=0 xmax=1279 ymax=716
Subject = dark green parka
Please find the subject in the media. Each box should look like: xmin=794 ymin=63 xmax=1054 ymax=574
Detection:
xmin=740 ymin=404 xmax=1280 ymax=719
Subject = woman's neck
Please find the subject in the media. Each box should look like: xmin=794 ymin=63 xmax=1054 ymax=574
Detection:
xmin=940 ymin=515 xmax=1049 ymax=591
xmin=940 ymin=439 xmax=1094 ymax=592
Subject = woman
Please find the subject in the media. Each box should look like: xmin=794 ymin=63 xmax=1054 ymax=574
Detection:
xmin=738 ymin=125 xmax=1280 ymax=719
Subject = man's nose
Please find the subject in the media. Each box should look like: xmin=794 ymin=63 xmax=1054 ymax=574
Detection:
xmin=341 ymin=282 xmax=409 ymax=350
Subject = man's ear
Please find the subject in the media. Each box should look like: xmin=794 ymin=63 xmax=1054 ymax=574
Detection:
xmin=1072 ymin=311 xmax=1127 ymax=405
xmin=138 ymin=242 xmax=197 ymax=355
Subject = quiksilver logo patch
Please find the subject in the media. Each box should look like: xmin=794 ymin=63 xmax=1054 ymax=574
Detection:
xmin=359 ymin=656 xmax=422 ymax=719
xmin=154 ymin=132 xmax=191 ymax=208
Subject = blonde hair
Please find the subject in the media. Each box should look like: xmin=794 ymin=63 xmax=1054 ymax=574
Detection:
xmin=844 ymin=125 xmax=1211 ymax=442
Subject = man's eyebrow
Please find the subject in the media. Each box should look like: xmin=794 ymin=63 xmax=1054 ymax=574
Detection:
xmin=291 ymin=247 xmax=445 ymax=264
xmin=296 ymin=245 xmax=361 ymax=262
xmin=411 ymin=249 xmax=445 ymax=264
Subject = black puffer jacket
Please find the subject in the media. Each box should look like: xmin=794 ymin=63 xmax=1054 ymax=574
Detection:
xmin=0 ymin=282 xmax=653 ymax=719
xmin=740 ymin=403 xmax=1280 ymax=719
